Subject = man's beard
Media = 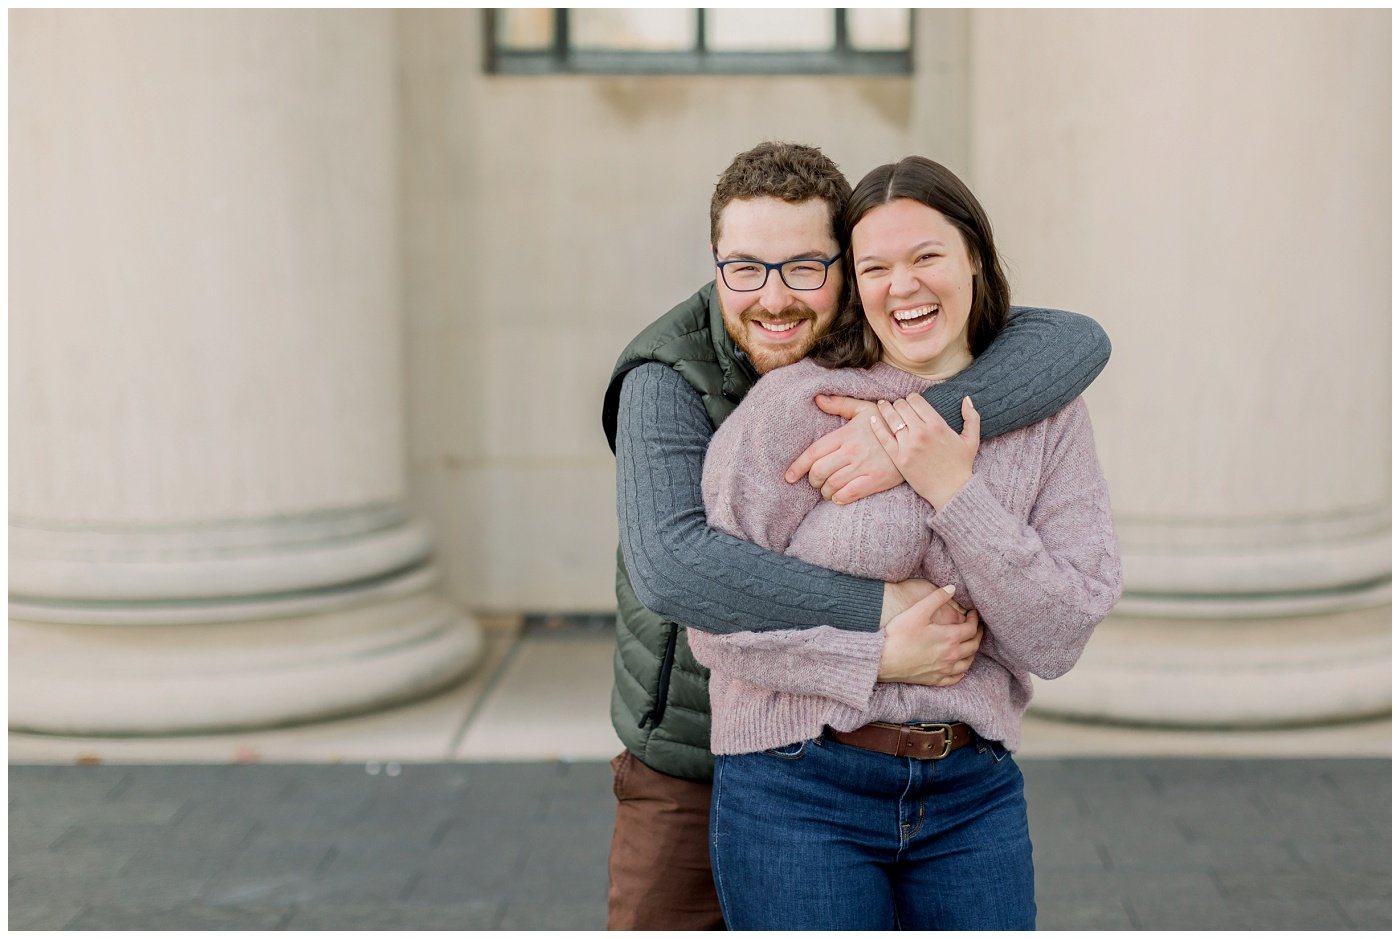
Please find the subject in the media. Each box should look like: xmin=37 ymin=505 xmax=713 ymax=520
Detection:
xmin=723 ymin=301 xmax=823 ymax=375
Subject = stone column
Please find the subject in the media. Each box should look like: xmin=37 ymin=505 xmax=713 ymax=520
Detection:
xmin=10 ymin=10 xmax=483 ymax=734
xmin=966 ymin=9 xmax=1390 ymax=726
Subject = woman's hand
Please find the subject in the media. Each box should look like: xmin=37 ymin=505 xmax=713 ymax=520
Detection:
xmin=870 ymin=394 xmax=980 ymax=510
xmin=880 ymin=577 xmax=967 ymax=627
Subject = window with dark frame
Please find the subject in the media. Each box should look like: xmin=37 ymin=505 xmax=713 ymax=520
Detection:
xmin=486 ymin=9 xmax=912 ymax=75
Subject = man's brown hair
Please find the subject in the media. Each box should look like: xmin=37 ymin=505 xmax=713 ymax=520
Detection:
xmin=709 ymin=141 xmax=852 ymax=247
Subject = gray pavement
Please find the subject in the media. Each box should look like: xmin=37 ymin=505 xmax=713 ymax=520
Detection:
xmin=9 ymin=758 xmax=1391 ymax=931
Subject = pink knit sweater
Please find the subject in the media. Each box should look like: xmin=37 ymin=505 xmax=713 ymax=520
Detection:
xmin=689 ymin=359 xmax=1122 ymax=754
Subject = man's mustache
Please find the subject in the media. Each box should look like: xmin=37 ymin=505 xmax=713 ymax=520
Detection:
xmin=744 ymin=305 xmax=815 ymax=322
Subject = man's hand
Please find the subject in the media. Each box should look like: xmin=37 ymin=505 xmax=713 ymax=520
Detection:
xmin=877 ymin=586 xmax=982 ymax=687
xmin=784 ymin=394 xmax=904 ymax=505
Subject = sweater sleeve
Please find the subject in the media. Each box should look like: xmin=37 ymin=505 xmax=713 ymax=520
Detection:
xmin=928 ymin=399 xmax=1122 ymax=679
xmin=686 ymin=625 xmax=884 ymax=711
xmin=615 ymin=363 xmax=884 ymax=635
xmin=923 ymin=307 xmax=1111 ymax=437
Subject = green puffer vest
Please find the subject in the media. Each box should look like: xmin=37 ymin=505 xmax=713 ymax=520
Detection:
xmin=601 ymin=281 xmax=758 ymax=782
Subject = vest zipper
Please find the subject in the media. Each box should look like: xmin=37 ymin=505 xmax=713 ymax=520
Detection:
xmin=641 ymin=623 xmax=679 ymax=729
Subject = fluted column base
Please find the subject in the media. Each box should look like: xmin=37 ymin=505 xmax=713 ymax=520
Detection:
xmin=8 ymin=507 xmax=485 ymax=735
xmin=10 ymin=586 xmax=480 ymax=735
xmin=1029 ymin=604 xmax=1391 ymax=728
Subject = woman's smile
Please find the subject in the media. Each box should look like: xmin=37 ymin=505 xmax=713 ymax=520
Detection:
xmin=889 ymin=303 xmax=940 ymax=334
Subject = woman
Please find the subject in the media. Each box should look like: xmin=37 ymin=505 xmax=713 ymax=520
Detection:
xmin=688 ymin=156 xmax=1122 ymax=930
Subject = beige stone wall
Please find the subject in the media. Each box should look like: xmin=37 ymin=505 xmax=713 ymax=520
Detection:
xmin=398 ymin=11 xmax=970 ymax=611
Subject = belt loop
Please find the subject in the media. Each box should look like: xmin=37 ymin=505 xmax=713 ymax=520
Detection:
xmin=897 ymin=724 xmax=911 ymax=758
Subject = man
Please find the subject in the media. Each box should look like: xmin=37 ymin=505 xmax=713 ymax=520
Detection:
xmin=600 ymin=142 xmax=1110 ymax=930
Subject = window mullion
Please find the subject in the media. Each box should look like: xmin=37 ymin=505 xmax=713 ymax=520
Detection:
xmin=554 ymin=8 xmax=569 ymax=69
xmin=483 ymin=8 xmax=498 ymax=71
xmin=834 ymin=8 xmax=849 ymax=54
xmin=696 ymin=8 xmax=707 ymax=53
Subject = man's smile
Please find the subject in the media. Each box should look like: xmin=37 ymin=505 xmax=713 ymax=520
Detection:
xmin=750 ymin=317 xmax=809 ymax=339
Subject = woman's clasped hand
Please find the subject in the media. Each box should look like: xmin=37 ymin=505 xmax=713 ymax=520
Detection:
xmin=869 ymin=392 xmax=980 ymax=510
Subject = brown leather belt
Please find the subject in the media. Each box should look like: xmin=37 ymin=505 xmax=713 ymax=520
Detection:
xmin=826 ymin=721 xmax=975 ymax=760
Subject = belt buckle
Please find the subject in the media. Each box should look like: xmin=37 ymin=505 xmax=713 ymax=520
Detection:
xmin=908 ymin=722 xmax=955 ymax=759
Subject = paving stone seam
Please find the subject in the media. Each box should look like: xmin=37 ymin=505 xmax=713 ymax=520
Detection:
xmin=489 ymin=899 xmax=510 ymax=930
xmin=61 ymin=903 xmax=91 ymax=930
xmin=447 ymin=635 xmax=525 ymax=755
xmin=102 ymin=775 xmax=133 ymax=802
xmin=399 ymin=871 xmax=423 ymax=903
xmin=167 ymin=799 xmax=195 ymax=826
xmin=429 ymin=819 xmax=452 ymax=847
xmin=48 ymin=826 xmax=80 ymax=851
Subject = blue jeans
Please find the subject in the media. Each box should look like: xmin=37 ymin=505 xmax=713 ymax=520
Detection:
xmin=710 ymin=731 xmax=1036 ymax=930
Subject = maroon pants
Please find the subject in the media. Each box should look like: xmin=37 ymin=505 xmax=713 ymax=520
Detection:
xmin=606 ymin=750 xmax=726 ymax=930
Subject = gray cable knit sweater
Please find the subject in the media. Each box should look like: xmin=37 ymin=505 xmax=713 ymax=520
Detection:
xmin=688 ymin=359 xmax=1123 ymax=753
